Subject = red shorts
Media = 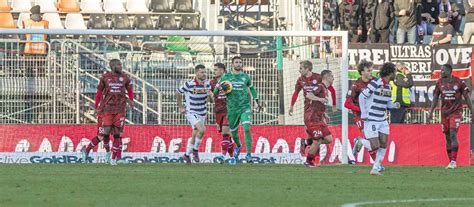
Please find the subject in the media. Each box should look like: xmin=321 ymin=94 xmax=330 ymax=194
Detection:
xmin=353 ymin=116 xmax=364 ymax=131
xmin=215 ymin=113 xmax=229 ymax=132
xmin=305 ymin=123 xmax=331 ymax=140
xmin=102 ymin=113 xmax=126 ymax=130
xmin=442 ymin=113 xmax=462 ymax=133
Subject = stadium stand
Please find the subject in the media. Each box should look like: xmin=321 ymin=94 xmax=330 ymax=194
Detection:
xmin=80 ymin=0 xmax=103 ymax=13
xmin=16 ymin=12 xmax=30 ymax=28
xmin=36 ymin=0 xmax=57 ymax=13
xmin=150 ymin=0 xmax=172 ymax=12
xmin=65 ymin=13 xmax=87 ymax=29
xmin=126 ymin=0 xmax=149 ymax=13
xmin=11 ymin=0 xmax=32 ymax=12
xmin=58 ymin=0 xmax=81 ymax=12
xmin=103 ymin=0 xmax=126 ymax=13
xmin=0 ymin=0 xmax=11 ymax=11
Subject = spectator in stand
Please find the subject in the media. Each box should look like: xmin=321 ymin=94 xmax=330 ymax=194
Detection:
xmin=420 ymin=0 xmax=439 ymax=36
xmin=394 ymin=0 xmax=418 ymax=44
xmin=339 ymin=0 xmax=364 ymax=43
xmin=453 ymin=0 xmax=466 ymax=33
xmin=323 ymin=0 xmax=338 ymax=30
xmin=430 ymin=12 xmax=454 ymax=46
xmin=439 ymin=0 xmax=461 ymax=32
xmin=367 ymin=0 xmax=394 ymax=43
xmin=463 ymin=0 xmax=474 ymax=43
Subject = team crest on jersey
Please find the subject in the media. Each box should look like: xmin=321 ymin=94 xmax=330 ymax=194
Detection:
xmin=119 ymin=77 xmax=124 ymax=82
xmin=312 ymin=80 xmax=317 ymax=85
xmin=453 ymin=85 xmax=458 ymax=90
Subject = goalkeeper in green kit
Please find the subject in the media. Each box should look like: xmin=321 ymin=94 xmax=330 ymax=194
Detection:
xmin=214 ymin=56 xmax=263 ymax=163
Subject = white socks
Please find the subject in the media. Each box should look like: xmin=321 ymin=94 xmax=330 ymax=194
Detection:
xmin=360 ymin=139 xmax=372 ymax=151
xmin=185 ymin=141 xmax=194 ymax=156
xmin=194 ymin=137 xmax=202 ymax=150
xmin=373 ymin=148 xmax=386 ymax=170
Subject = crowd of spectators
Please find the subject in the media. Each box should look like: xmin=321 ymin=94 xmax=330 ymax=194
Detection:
xmin=319 ymin=0 xmax=474 ymax=44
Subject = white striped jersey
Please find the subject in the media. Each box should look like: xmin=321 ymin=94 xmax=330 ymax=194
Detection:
xmin=177 ymin=79 xmax=211 ymax=117
xmin=359 ymin=78 xmax=398 ymax=122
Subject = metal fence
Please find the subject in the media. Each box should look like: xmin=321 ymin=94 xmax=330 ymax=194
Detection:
xmin=0 ymin=39 xmax=469 ymax=125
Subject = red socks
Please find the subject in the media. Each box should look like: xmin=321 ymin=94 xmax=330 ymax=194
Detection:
xmin=369 ymin=150 xmax=377 ymax=161
xmin=86 ymin=137 xmax=100 ymax=154
xmin=221 ymin=134 xmax=231 ymax=155
xmin=451 ymin=146 xmax=458 ymax=161
xmin=103 ymin=135 xmax=110 ymax=152
xmin=112 ymin=137 xmax=122 ymax=159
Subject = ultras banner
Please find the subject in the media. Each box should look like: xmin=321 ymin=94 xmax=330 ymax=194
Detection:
xmin=348 ymin=44 xmax=473 ymax=108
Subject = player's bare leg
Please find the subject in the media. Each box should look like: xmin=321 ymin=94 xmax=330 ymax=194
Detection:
xmin=446 ymin=129 xmax=458 ymax=169
xmin=361 ymin=138 xmax=381 ymax=175
xmin=192 ymin=122 xmax=206 ymax=163
xmin=183 ymin=129 xmax=197 ymax=164
xmin=304 ymin=138 xmax=321 ymax=168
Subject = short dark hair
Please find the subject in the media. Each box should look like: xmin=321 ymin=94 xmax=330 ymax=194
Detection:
xmin=379 ymin=62 xmax=396 ymax=78
xmin=231 ymin=56 xmax=242 ymax=63
xmin=214 ymin=63 xmax=226 ymax=72
xmin=195 ymin=64 xmax=205 ymax=72
xmin=110 ymin=59 xmax=121 ymax=64
xmin=357 ymin=59 xmax=373 ymax=75
xmin=300 ymin=60 xmax=313 ymax=71
xmin=321 ymin=70 xmax=332 ymax=78
xmin=441 ymin=64 xmax=453 ymax=71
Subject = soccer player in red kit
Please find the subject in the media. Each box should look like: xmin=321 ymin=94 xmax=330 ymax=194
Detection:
xmin=429 ymin=64 xmax=473 ymax=169
xmin=303 ymin=70 xmax=334 ymax=167
xmin=210 ymin=63 xmax=236 ymax=165
xmin=289 ymin=60 xmax=337 ymax=156
xmin=345 ymin=60 xmax=377 ymax=162
xmin=82 ymin=59 xmax=134 ymax=165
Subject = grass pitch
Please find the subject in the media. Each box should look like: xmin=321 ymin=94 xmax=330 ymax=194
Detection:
xmin=0 ymin=164 xmax=473 ymax=207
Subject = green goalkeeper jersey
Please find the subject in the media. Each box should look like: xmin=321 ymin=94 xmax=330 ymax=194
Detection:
xmin=215 ymin=72 xmax=259 ymax=113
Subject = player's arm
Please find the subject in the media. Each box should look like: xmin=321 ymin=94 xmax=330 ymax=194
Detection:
xmin=359 ymin=81 xmax=377 ymax=120
xmin=176 ymin=82 xmax=189 ymax=114
xmin=328 ymin=85 xmax=337 ymax=113
xmin=344 ymin=88 xmax=360 ymax=112
xmin=125 ymin=77 xmax=134 ymax=108
xmin=94 ymin=76 xmax=106 ymax=112
xmin=306 ymin=86 xmax=328 ymax=104
xmin=289 ymin=81 xmax=302 ymax=116
xmin=213 ymin=74 xmax=226 ymax=94
xmin=428 ymin=83 xmax=441 ymax=120
xmin=247 ymin=75 xmax=263 ymax=112
xmin=461 ymin=81 xmax=474 ymax=122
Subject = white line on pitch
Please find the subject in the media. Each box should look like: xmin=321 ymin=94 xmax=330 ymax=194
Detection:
xmin=341 ymin=197 xmax=474 ymax=207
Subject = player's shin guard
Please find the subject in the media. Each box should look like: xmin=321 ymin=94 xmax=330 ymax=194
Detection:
xmin=86 ymin=136 xmax=100 ymax=154
xmin=243 ymin=124 xmax=252 ymax=156
xmin=103 ymin=135 xmax=111 ymax=152
xmin=112 ymin=134 xmax=122 ymax=160
xmin=185 ymin=141 xmax=194 ymax=156
xmin=221 ymin=134 xmax=231 ymax=156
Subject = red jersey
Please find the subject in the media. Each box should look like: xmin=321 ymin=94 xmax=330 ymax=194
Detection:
xmin=305 ymin=83 xmax=329 ymax=124
xmin=295 ymin=73 xmax=322 ymax=120
xmin=97 ymin=71 xmax=133 ymax=114
xmin=210 ymin=77 xmax=227 ymax=114
xmin=346 ymin=78 xmax=371 ymax=116
xmin=434 ymin=77 xmax=469 ymax=116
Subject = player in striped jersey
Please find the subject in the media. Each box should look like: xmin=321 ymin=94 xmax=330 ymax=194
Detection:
xmin=176 ymin=64 xmax=213 ymax=164
xmin=358 ymin=62 xmax=400 ymax=175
